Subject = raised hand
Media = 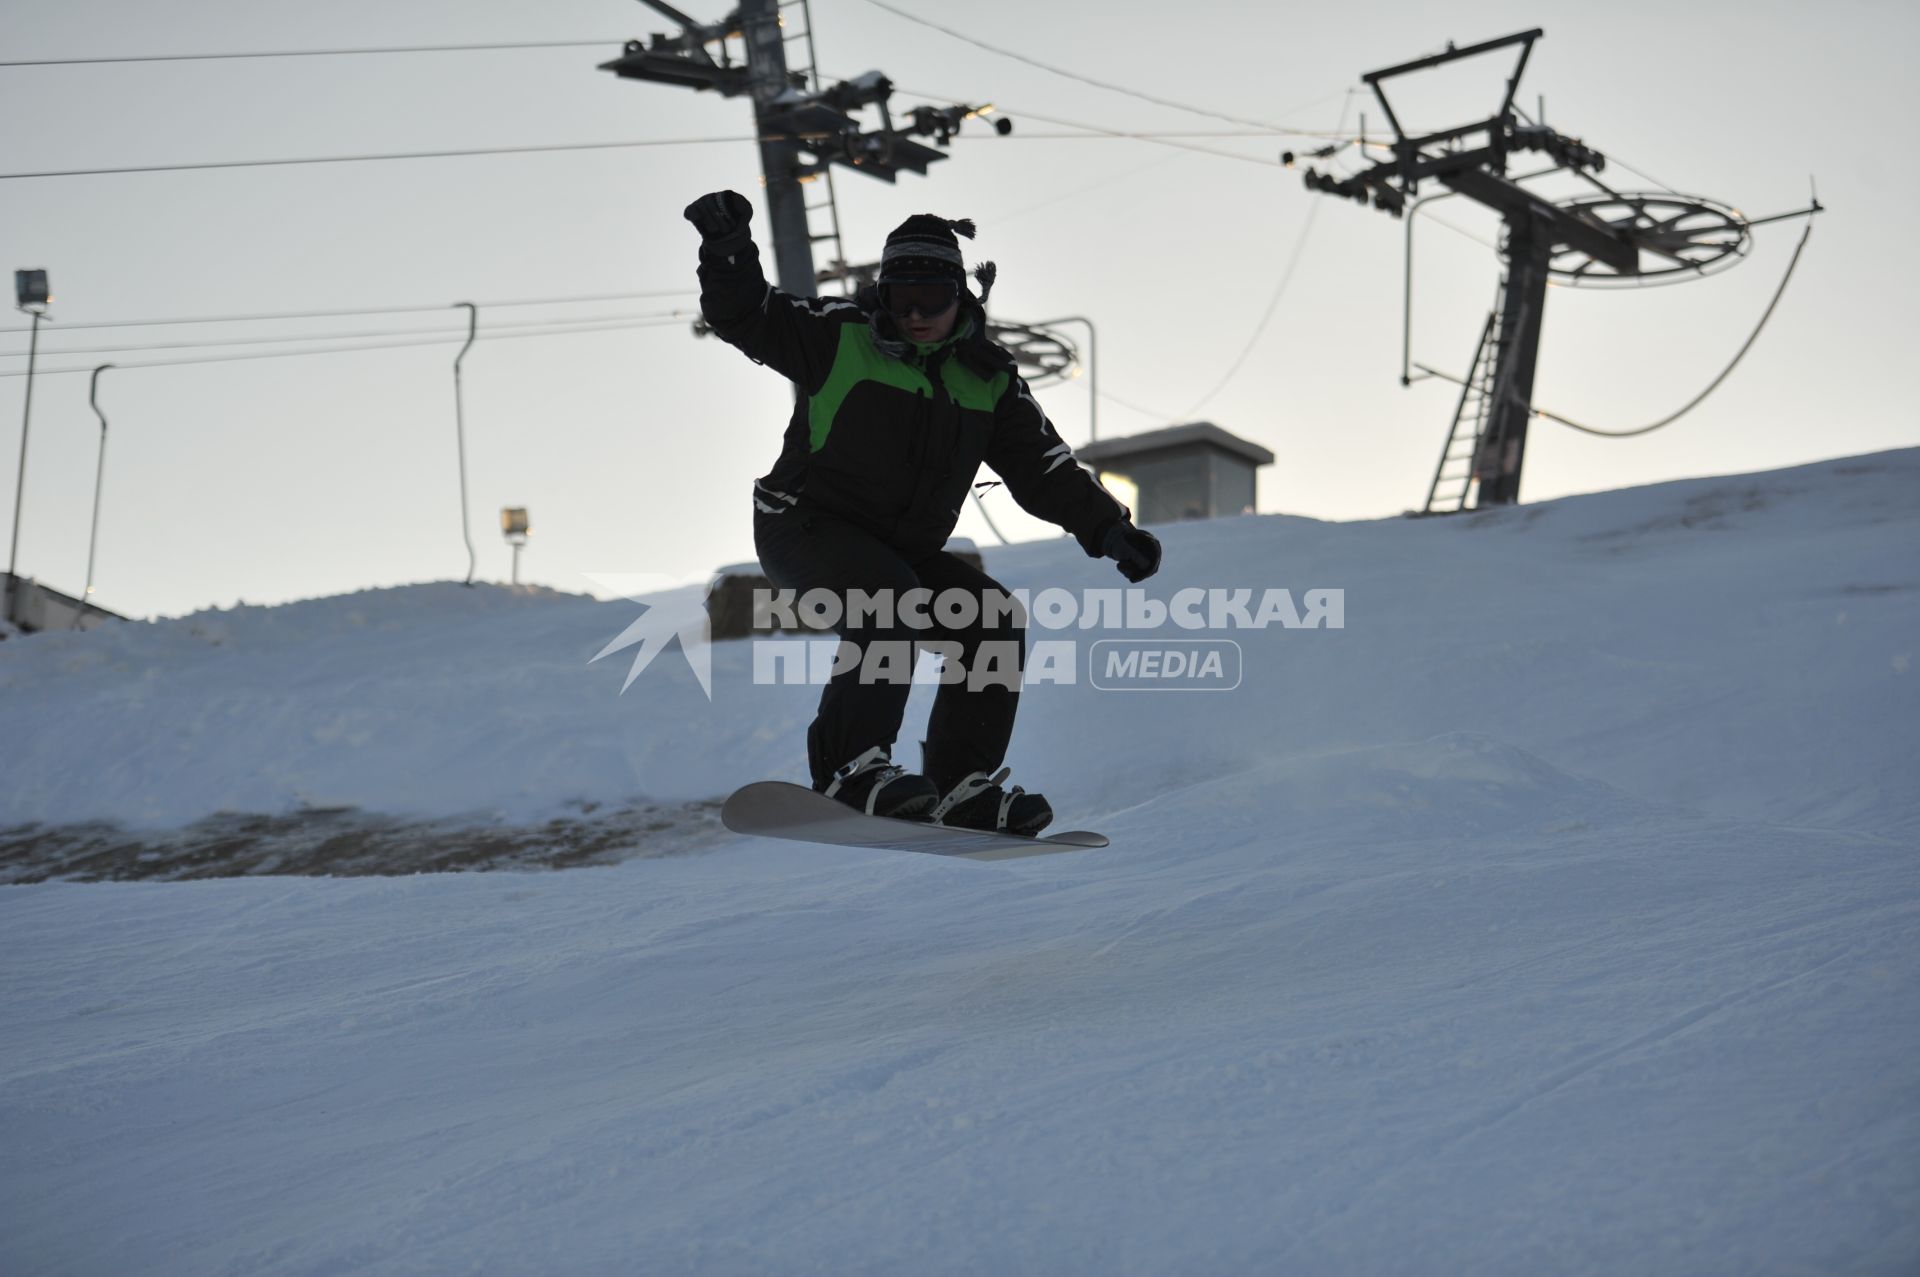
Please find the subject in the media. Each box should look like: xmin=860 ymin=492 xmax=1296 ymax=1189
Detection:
xmin=1101 ymin=521 xmax=1162 ymax=583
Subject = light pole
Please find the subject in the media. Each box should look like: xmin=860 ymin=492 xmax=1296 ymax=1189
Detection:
xmin=8 ymin=269 xmax=51 ymax=625
xmin=76 ymin=363 xmax=114 ymax=627
xmin=500 ymin=507 xmax=529 ymax=585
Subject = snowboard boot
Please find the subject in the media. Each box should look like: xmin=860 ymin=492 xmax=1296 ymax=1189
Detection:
xmin=928 ymin=767 xmax=1053 ymax=836
xmin=821 ymin=746 xmax=939 ymax=821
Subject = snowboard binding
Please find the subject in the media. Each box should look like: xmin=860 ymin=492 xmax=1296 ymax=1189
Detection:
xmin=822 ymin=746 xmax=939 ymax=821
xmin=929 ymin=767 xmax=1054 ymax=837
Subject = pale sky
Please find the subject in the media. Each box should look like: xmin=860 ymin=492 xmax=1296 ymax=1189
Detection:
xmin=3 ymin=0 xmax=1915 ymax=620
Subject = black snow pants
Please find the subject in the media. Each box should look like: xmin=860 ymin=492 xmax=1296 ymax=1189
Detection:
xmin=753 ymin=504 xmax=1025 ymax=793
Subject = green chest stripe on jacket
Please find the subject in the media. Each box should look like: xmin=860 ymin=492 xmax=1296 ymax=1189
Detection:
xmin=808 ymin=324 xmax=1010 ymax=452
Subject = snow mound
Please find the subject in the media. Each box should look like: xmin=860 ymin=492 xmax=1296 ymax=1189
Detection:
xmin=2 ymin=450 xmax=1917 ymax=843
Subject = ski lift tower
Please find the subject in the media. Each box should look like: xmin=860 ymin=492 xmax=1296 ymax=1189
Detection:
xmin=602 ymin=0 xmax=1009 ymax=300
xmin=1299 ymin=29 xmax=1820 ymax=512
xmin=603 ymin=3 xmax=1087 ymax=407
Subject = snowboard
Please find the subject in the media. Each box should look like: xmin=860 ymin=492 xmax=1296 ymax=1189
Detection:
xmin=721 ymin=781 xmax=1110 ymax=862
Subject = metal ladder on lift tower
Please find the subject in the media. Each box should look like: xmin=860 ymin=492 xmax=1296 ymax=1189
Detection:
xmin=779 ymin=0 xmax=854 ymax=296
xmin=1424 ymin=306 xmax=1504 ymax=514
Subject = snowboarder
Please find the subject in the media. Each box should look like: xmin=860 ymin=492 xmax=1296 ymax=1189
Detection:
xmin=685 ymin=191 xmax=1162 ymax=834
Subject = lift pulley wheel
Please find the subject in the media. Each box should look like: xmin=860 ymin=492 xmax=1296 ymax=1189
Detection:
xmin=1547 ymin=192 xmax=1752 ymax=287
xmin=987 ymin=321 xmax=1077 ymax=386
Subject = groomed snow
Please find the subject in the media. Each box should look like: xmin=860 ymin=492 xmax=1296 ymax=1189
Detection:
xmin=2 ymin=450 xmax=1917 ymax=1274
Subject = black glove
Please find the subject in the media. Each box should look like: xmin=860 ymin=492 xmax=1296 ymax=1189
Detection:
xmin=683 ymin=190 xmax=754 ymax=257
xmin=1100 ymin=521 xmax=1162 ymax=583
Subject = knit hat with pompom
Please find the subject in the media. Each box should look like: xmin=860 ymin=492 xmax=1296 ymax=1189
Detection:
xmin=878 ymin=213 xmax=997 ymax=304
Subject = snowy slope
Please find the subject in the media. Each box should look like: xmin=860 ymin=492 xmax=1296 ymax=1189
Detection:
xmin=3 ymin=453 xmax=1916 ymax=839
xmin=2 ymin=450 xmax=1917 ymax=1274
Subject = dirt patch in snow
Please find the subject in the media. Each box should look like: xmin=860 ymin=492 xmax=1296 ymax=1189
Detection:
xmin=0 ymin=799 xmax=730 ymax=884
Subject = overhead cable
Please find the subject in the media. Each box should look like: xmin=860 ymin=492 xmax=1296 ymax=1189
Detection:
xmin=0 ymin=310 xmax=696 ymax=359
xmin=0 ymin=135 xmax=762 ymax=181
xmin=1173 ymin=95 xmax=1355 ymax=419
xmin=856 ymin=0 xmax=1339 ymax=133
xmin=0 ymin=39 xmax=631 ymax=69
xmin=1 ymin=125 xmax=1313 ymax=182
xmin=0 ymin=290 xmax=697 ymax=335
xmin=1538 ymin=218 xmax=1818 ymax=438
xmin=1410 ymin=218 xmax=1818 ymax=439
xmin=0 ymin=315 xmax=693 ymax=378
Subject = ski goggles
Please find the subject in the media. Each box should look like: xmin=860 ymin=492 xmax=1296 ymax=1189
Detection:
xmin=878 ymin=279 xmax=960 ymax=320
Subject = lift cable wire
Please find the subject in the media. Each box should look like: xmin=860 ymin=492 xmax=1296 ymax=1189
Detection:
xmin=856 ymin=0 xmax=1343 ymax=134
xmin=880 ymin=82 xmax=1290 ymax=167
xmin=963 ymin=91 xmax=1492 ymax=250
xmin=0 ymin=310 xmax=697 ymax=359
xmin=1173 ymin=190 xmax=1328 ymax=420
xmin=987 ymin=150 xmax=1188 ymax=226
xmin=1098 ymin=388 xmax=1178 ymax=422
xmin=1537 ymin=216 xmax=1817 ymax=438
xmin=1604 ymin=155 xmax=1682 ymax=196
xmin=0 ymin=124 xmax=1312 ymax=183
xmin=1413 ymin=215 xmax=1817 ymax=439
xmin=0 ymin=135 xmax=765 ymax=181
xmin=0 ymin=290 xmax=697 ymax=336
xmin=1172 ymin=95 xmax=1355 ymax=420
xmin=9 ymin=23 xmax=1373 ymax=146
xmin=891 ymin=74 xmax=1365 ymax=148
xmin=0 ymin=39 xmax=632 ymax=69
xmin=0 ymin=315 xmax=693 ymax=379
xmin=994 ymin=129 xmax=1301 ymax=140
xmin=947 ymin=115 xmax=1277 ymax=168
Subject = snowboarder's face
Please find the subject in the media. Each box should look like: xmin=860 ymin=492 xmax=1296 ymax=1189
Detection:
xmin=880 ymin=280 xmax=961 ymax=344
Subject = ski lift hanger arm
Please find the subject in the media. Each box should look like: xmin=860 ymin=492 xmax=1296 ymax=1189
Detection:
xmin=1362 ymin=28 xmax=1543 ymax=146
xmin=1361 ymin=28 xmax=1543 ymax=88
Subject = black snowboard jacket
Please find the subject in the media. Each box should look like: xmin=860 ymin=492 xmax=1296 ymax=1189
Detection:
xmin=696 ymin=238 xmax=1129 ymax=564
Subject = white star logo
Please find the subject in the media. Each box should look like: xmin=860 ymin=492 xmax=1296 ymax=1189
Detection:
xmin=583 ymin=573 xmax=713 ymax=699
